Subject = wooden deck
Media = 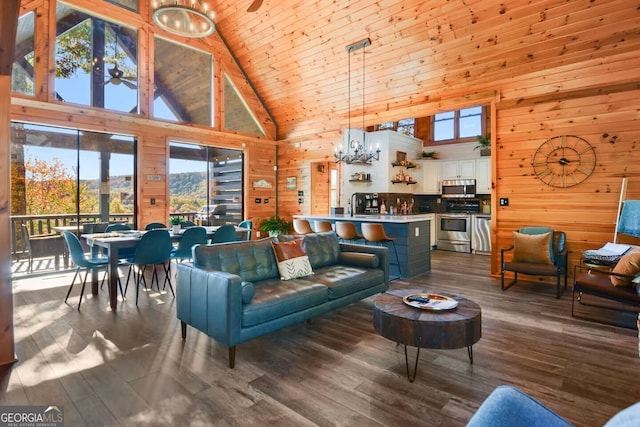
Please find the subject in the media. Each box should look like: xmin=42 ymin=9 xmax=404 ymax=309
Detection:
xmin=2 ymin=250 xmax=639 ymax=426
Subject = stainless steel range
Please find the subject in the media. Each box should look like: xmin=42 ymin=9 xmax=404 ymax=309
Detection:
xmin=436 ymin=199 xmax=479 ymax=253
xmin=437 ymin=213 xmax=472 ymax=253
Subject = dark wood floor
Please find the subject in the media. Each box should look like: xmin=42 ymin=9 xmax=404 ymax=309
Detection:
xmin=2 ymin=250 xmax=639 ymax=426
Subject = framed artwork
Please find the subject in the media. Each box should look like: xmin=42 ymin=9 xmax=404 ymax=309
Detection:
xmin=286 ymin=177 xmax=297 ymax=190
xmin=396 ymin=151 xmax=407 ymax=162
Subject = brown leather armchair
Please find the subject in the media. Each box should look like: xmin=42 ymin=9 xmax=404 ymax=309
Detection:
xmin=501 ymin=226 xmax=568 ymax=298
xmin=572 ymin=265 xmax=640 ymax=324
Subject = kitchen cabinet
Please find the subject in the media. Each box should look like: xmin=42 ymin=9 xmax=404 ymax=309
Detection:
xmin=420 ymin=160 xmax=440 ymax=194
xmin=476 ymin=157 xmax=492 ymax=194
xmin=440 ymin=159 xmax=475 ymax=180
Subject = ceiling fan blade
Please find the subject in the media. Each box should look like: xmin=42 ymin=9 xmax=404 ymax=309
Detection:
xmin=122 ymin=80 xmax=137 ymax=90
xmin=247 ymin=0 xmax=263 ymax=12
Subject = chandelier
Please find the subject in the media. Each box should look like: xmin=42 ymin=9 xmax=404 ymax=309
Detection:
xmin=334 ymin=38 xmax=380 ymax=164
xmin=152 ymin=0 xmax=215 ymax=38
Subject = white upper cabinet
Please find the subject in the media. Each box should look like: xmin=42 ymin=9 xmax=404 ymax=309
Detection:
xmin=476 ymin=157 xmax=492 ymax=194
xmin=440 ymin=159 xmax=475 ymax=180
xmin=420 ymin=160 xmax=440 ymax=194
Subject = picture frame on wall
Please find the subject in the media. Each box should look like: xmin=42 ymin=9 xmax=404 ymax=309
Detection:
xmin=396 ymin=151 xmax=407 ymax=162
xmin=286 ymin=177 xmax=297 ymax=190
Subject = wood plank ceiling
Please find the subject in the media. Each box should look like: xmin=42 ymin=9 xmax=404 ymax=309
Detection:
xmin=210 ymin=0 xmax=640 ymax=139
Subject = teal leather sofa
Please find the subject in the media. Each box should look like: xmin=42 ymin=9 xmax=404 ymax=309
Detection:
xmin=176 ymin=231 xmax=389 ymax=368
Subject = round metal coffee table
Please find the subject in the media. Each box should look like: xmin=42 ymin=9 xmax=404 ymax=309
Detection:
xmin=372 ymin=289 xmax=482 ymax=382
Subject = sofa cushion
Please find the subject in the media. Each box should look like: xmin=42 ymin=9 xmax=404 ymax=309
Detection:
xmin=338 ymin=252 xmax=379 ymax=269
xmin=301 ymin=231 xmax=341 ymax=268
xmin=272 ymin=239 xmax=313 ymax=280
xmin=312 ymin=265 xmax=385 ymax=299
xmin=193 ymin=238 xmax=279 ymax=282
xmin=611 ymin=249 xmax=640 ymax=287
xmin=242 ymin=279 xmax=328 ymax=327
xmin=512 ymin=231 xmax=553 ymax=265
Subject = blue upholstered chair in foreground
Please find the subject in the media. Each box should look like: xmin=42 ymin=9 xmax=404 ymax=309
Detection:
xmin=63 ymin=231 xmax=122 ymax=310
xmin=124 ymin=229 xmax=173 ymax=305
xmin=467 ymin=385 xmax=640 ymax=427
xmin=210 ymin=224 xmax=238 ymax=244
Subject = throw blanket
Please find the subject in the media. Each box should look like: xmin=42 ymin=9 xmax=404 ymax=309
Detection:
xmin=618 ymin=200 xmax=640 ymax=237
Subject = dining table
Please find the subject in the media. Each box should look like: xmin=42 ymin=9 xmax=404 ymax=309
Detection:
xmin=82 ymin=226 xmax=250 ymax=311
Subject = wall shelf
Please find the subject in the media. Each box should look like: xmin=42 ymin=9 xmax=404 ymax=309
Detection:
xmin=391 ymin=162 xmax=416 ymax=169
xmin=349 ymin=179 xmax=372 ymax=183
xmin=391 ymin=180 xmax=417 ymax=185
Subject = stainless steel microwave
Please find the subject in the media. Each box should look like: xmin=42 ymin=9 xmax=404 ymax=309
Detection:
xmin=441 ymin=179 xmax=476 ymax=198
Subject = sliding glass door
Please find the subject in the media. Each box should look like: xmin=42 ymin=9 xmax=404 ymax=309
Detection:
xmin=169 ymin=141 xmax=243 ymax=224
xmin=10 ymin=122 xmax=136 ymax=273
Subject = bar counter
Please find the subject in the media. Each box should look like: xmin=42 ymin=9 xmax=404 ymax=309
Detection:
xmin=294 ymin=214 xmax=434 ymax=278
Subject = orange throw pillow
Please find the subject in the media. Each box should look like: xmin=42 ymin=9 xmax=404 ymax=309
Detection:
xmin=611 ymin=248 xmax=640 ymax=287
xmin=512 ymin=231 xmax=553 ymax=265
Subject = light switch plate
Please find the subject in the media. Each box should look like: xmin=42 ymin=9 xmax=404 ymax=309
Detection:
xmin=499 ymin=198 xmax=509 ymax=206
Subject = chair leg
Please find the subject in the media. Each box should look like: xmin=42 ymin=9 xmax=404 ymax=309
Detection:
xmin=162 ymin=262 xmax=175 ymax=297
xmin=556 ymin=274 xmax=561 ymax=299
xmin=125 ymin=265 xmax=133 ymax=295
xmin=77 ymin=269 xmax=90 ymax=311
xmin=65 ymin=268 xmax=81 ymax=303
xmin=501 ymin=271 xmax=517 ymax=291
xmin=135 ymin=265 xmax=144 ymax=306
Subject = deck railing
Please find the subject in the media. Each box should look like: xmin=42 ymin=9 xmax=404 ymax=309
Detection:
xmin=10 ymin=211 xmax=232 ymax=273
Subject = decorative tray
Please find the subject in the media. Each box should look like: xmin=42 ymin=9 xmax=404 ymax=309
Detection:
xmin=402 ymin=293 xmax=458 ymax=311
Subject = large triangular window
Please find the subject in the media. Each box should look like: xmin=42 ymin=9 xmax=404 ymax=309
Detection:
xmin=223 ymin=74 xmax=265 ymax=137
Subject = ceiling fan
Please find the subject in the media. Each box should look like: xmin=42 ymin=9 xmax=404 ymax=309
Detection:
xmin=104 ymin=30 xmax=137 ymax=90
xmin=105 ymin=64 xmax=137 ymax=90
xmin=247 ymin=0 xmax=263 ymax=12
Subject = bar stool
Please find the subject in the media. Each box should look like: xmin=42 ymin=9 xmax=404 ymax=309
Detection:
xmin=314 ymin=220 xmax=333 ymax=232
xmin=293 ymin=219 xmax=313 ymax=234
xmin=335 ymin=221 xmax=363 ymax=242
xmin=361 ymin=223 xmax=402 ymax=279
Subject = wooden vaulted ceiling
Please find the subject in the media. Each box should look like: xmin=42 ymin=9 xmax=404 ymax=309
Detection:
xmin=211 ymin=0 xmax=640 ymax=139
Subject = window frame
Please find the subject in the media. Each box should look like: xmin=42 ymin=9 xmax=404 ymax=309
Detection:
xmin=431 ymin=105 xmax=487 ymax=144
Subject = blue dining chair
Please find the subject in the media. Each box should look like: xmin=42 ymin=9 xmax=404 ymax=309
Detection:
xmin=63 ymin=231 xmax=123 ymax=310
xmin=181 ymin=220 xmax=196 ymax=228
xmin=144 ymin=222 xmax=167 ymax=230
xmin=211 ymin=224 xmax=239 ymax=244
xmin=238 ymin=220 xmax=253 ymax=240
xmin=170 ymin=226 xmax=208 ymax=263
xmin=98 ymin=223 xmax=135 ymax=290
xmin=124 ymin=229 xmax=173 ymax=305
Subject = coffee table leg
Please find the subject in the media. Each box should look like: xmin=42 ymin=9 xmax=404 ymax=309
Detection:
xmin=467 ymin=346 xmax=474 ymax=364
xmin=404 ymin=345 xmax=420 ymax=383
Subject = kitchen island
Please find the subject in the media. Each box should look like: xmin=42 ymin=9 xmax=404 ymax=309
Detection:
xmin=294 ymin=214 xmax=434 ymax=279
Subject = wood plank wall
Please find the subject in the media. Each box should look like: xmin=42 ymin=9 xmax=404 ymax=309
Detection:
xmin=494 ymin=88 xmax=640 ymax=276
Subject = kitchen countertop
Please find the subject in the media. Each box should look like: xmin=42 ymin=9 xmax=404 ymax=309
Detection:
xmin=294 ymin=213 xmax=435 ymax=224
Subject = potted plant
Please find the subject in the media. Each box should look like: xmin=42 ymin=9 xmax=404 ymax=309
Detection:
xmin=169 ymin=217 xmax=183 ymax=233
xmin=259 ymin=215 xmax=292 ymax=237
xmin=421 ymin=151 xmax=438 ymax=160
xmin=474 ymin=133 xmax=491 ymax=156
